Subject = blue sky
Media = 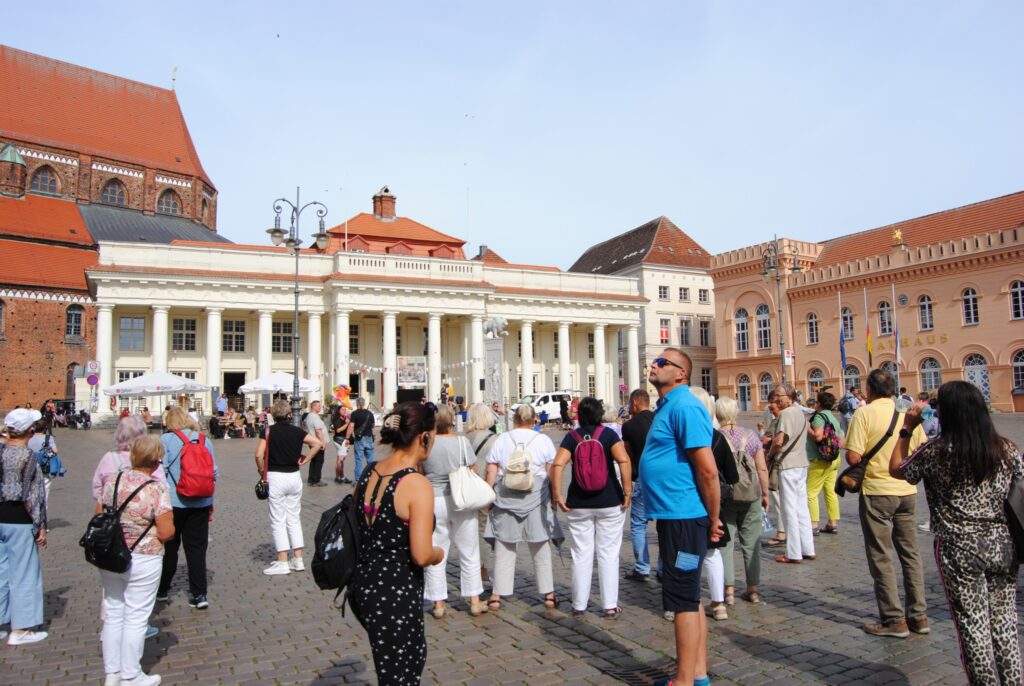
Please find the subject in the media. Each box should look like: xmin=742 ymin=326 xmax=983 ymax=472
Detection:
xmin=8 ymin=1 xmax=1024 ymax=268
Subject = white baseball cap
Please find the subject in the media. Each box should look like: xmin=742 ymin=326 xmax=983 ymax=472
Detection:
xmin=4 ymin=408 xmax=42 ymax=432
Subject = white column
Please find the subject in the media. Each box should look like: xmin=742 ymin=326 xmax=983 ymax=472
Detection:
xmin=470 ymin=314 xmax=484 ymax=403
xmin=382 ymin=311 xmax=398 ymax=409
xmin=428 ymin=313 xmax=442 ymax=402
xmin=627 ymin=323 xmax=641 ymax=391
xmin=520 ymin=320 xmax=534 ymax=396
xmin=593 ymin=323 xmax=606 ymax=403
xmin=258 ymin=310 xmax=274 ymax=379
xmin=558 ymin=321 xmax=571 ymax=390
xmin=335 ymin=308 xmax=350 ymax=390
xmin=152 ymin=305 xmax=169 ymax=373
xmin=205 ymin=307 xmax=223 ymax=389
xmin=306 ymin=312 xmax=322 ymax=398
xmin=96 ymin=304 xmax=114 ymax=398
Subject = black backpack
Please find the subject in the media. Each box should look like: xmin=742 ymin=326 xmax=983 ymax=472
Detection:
xmin=311 ymin=493 xmax=362 ymax=613
xmin=80 ymin=471 xmax=155 ymax=573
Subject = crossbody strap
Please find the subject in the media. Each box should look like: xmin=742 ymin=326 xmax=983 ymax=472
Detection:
xmin=775 ymin=417 xmax=807 ymax=463
xmin=859 ymin=409 xmax=901 ymax=466
xmin=111 ymin=471 xmax=158 ymax=551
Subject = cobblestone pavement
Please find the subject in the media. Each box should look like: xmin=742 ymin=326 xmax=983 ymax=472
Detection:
xmin=2 ymin=415 xmax=1022 ymax=685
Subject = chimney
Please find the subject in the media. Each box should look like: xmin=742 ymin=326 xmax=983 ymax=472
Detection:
xmin=478 ymin=244 xmax=489 ymax=258
xmin=372 ymin=185 xmax=396 ymax=220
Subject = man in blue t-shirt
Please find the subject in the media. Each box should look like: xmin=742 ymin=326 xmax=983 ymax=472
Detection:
xmin=640 ymin=347 xmax=721 ymax=686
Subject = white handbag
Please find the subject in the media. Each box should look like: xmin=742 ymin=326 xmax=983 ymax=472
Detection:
xmin=449 ymin=436 xmax=496 ymax=511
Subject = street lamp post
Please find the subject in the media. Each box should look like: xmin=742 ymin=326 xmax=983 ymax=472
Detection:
xmin=761 ymin=235 xmax=801 ymax=385
xmin=267 ymin=187 xmax=329 ymax=427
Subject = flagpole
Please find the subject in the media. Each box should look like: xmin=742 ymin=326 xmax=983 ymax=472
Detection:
xmin=863 ymin=287 xmax=873 ymax=369
xmin=838 ymin=290 xmax=846 ymax=387
xmin=891 ymin=282 xmax=901 ymax=390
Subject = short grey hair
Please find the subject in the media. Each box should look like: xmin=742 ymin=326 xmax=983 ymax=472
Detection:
xmin=715 ymin=396 xmax=739 ymax=425
xmin=512 ymin=404 xmax=537 ymax=427
xmin=114 ymin=415 xmax=148 ymax=451
xmin=465 ymin=403 xmax=495 ymax=432
xmin=689 ymin=386 xmax=720 ymax=429
xmin=773 ymin=383 xmax=797 ymax=401
xmin=270 ymin=399 xmax=292 ymax=422
xmin=356 ymin=397 xmax=367 ymax=408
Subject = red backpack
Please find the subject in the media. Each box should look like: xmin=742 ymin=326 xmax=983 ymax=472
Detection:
xmin=171 ymin=430 xmax=216 ymax=498
xmin=570 ymin=426 xmax=608 ymax=494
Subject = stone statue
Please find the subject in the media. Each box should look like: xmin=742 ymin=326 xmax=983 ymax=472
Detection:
xmin=483 ymin=316 xmax=509 ymax=338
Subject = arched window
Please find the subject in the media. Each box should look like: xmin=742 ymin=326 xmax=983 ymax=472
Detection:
xmin=759 ymin=372 xmax=774 ymax=402
xmin=1011 ymin=281 xmax=1024 ymax=320
xmin=29 ymin=165 xmax=58 ymax=194
xmin=881 ymin=360 xmax=898 ymax=378
xmin=734 ymin=309 xmax=749 ymax=353
xmin=65 ymin=304 xmax=84 ymax=337
xmin=201 ymin=198 xmax=209 ymax=222
xmin=737 ymin=374 xmax=751 ymax=411
xmin=841 ymin=307 xmax=854 ymax=340
xmin=808 ymin=367 xmax=825 ymax=393
xmin=1013 ymin=350 xmax=1024 ymax=390
xmin=806 ymin=313 xmax=819 ymax=345
xmin=962 ymin=288 xmax=979 ymax=325
xmin=101 ymin=179 xmax=127 ymax=206
xmin=920 ymin=357 xmax=942 ymax=392
xmin=918 ymin=295 xmax=934 ymax=331
xmin=878 ymin=301 xmax=893 ymax=336
xmin=843 ymin=364 xmax=861 ymax=391
xmin=157 ymin=189 xmax=181 ymax=215
xmin=755 ymin=304 xmax=771 ymax=350
xmin=66 ymin=362 xmax=83 ymax=401
xmin=964 ymin=353 xmax=991 ymax=402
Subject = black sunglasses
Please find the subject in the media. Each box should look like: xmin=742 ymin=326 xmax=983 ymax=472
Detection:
xmin=652 ymin=357 xmax=683 ymax=370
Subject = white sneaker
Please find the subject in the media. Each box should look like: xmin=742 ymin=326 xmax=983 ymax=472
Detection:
xmin=122 ymin=675 xmax=161 ymax=686
xmin=263 ymin=561 xmax=291 ymax=576
xmin=288 ymin=557 xmax=305 ymax=572
xmin=8 ymin=629 xmax=47 ymax=645
xmin=104 ymin=675 xmax=121 ymax=686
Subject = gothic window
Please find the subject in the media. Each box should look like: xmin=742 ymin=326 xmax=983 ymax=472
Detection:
xmin=962 ymin=288 xmax=979 ymax=325
xmin=30 ymin=166 xmax=58 ymax=194
xmin=157 ymin=189 xmax=181 ymax=215
xmin=101 ymin=179 xmax=127 ymax=206
xmin=841 ymin=307 xmax=854 ymax=340
xmin=808 ymin=367 xmax=825 ymax=392
xmin=807 ymin=313 xmax=819 ymax=345
xmin=920 ymin=357 xmax=942 ymax=392
xmin=843 ymin=364 xmax=861 ymax=391
xmin=1010 ymin=281 xmax=1024 ymax=320
xmin=759 ymin=373 xmax=774 ymax=402
xmin=755 ymin=305 xmax=771 ymax=350
xmin=878 ymin=301 xmax=893 ymax=336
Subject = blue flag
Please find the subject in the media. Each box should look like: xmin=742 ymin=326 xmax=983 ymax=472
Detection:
xmin=840 ymin=325 xmax=847 ymax=371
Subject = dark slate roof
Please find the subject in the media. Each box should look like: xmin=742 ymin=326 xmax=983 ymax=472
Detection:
xmin=568 ymin=216 xmax=710 ymax=275
xmin=79 ymin=204 xmax=232 ymax=245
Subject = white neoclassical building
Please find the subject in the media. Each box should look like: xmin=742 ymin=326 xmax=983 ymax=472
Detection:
xmin=87 ymin=190 xmax=645 ymax=415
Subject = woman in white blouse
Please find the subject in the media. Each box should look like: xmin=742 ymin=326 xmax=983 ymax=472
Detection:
xmin=484 ymin=404 xmax=563 ymax=610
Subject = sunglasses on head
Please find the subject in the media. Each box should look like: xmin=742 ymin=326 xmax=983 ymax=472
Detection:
xmin=652 ymin=357 xmax=683 ymax=370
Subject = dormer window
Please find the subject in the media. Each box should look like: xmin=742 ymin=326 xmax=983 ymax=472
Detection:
xmin=157 ymin=189 xmax=181 ymax=215
xmin=101 ymin=179 xmax=127 ymax=206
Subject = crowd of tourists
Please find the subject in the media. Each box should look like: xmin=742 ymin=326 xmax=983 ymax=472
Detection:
xmin=0 ymin=350 xmax=1021 ymax=686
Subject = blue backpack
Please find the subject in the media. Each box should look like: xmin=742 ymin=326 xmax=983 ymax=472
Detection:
xmin=37 ymin=433 xmax=66 ymax=477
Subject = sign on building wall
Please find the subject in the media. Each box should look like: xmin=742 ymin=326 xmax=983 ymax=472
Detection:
xmin=397 ymin=356 xmax=427 ymax=387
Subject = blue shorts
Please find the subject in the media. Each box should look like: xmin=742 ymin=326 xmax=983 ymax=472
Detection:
xmin=656 ymin=517 xmax=709 ymax=613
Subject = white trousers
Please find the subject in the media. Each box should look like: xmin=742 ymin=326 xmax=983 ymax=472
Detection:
xmin=492 ymin=540 xmax=554 ymax=597
xmin=780 ymin=467 xmax=815 ymax=560
xmin=703 ymin=549 xmax=724 ymax=602
xmin=424 ymin=493 xmax=484 ymax=600
xmin=566 ymin=506 xmax=626 ymax=611
xmin=100 ymin=553 xmax=162 ymax=680
xmin=268 ymin=471 xmax=304 ymax=552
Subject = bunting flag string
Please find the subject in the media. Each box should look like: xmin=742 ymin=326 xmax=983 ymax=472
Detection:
xmin=337 ymin=353 xmax=483 ymax=375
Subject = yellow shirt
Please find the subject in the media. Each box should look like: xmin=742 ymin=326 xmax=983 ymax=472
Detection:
xmin=843 ymin=397 xmax=926 ymax=497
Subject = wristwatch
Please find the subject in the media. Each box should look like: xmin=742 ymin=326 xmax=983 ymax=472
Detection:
xmin=898 ymin=428 xmax=912 ymax=439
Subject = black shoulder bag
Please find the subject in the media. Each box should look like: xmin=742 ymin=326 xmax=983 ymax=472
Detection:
xmin=835 ymin=409 xmax=899 ymax=497
xmin=80 ymin=471 xmax=156 ymax=573
xmin=256 ymin=426 xmax=270 ymax=500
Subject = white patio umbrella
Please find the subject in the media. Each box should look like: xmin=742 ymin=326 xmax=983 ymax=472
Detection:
xmin=102 ymin=371 xmax=212 ymax=397
xmin=238 ymin=371 xmax=320 ymax=395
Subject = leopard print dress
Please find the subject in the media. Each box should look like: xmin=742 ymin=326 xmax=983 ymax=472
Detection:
xmin=901 ymin=439 xmax=1022 ymax=685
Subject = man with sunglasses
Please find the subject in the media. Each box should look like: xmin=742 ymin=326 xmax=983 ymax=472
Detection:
xmin=641 ymin=348 xmax=722 ymax=686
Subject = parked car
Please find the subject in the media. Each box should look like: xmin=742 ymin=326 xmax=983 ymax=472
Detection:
xmin=510 ymin=390 xmax=581 ymax=423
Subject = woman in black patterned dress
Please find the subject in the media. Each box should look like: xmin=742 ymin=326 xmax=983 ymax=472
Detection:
xmin=350 ymin=402 xmax=443 ymax=685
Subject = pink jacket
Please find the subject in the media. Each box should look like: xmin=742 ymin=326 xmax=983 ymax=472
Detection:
xmin=91 ymin=450 xmax=167 ymax=503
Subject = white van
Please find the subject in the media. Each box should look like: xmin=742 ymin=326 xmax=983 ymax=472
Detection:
xmin=511 ymin=390 xmax=582 ymax=424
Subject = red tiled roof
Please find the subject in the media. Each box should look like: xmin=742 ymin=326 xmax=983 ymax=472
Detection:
xmin=569 ymin=216 xmax=710 ymax=274
xmin=0 ymin=239 xmax=95 ymax=291
xmin=0 ymin=193 xmax=93 ymax=244
xmin=0 ymin=46 xmax=213 ymax=187
xmin=326 ymin=213 xmax=465 ymax=245
xmin=816 ymin=190 xmax=1024 ymax=267
xmin=472 ymin=248 xmax=508 ymax=264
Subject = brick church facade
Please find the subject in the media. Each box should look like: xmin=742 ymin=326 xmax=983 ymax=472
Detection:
xmin=0 ymin=45 xmax=223 ymax=410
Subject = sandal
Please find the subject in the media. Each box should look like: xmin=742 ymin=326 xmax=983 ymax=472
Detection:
xmin=724 ymin=589 xmax=735 ymax=606
xmin=486 ymin=596 xmax=502 ymax=611
xmin=469 ymin=599 xmax=489 ymax=616
xmin=765 ymin=537 xmax=787 ymax=547
xmin=603 ymin=607 xmax=622 ymax=620
xmin=543 ymin=593 xmax=559 ymax=609
xmin=740 ymin=591 xmax=761 ymax=604
xmin=431 ymin=604 xmax=446 ymax=619
xmin=821 ymin=524 xmax=839 ymax=534
xmin=775 ymin=555 xmax=801 ymax=564
xmin=708 ymin=604 xmax=728 ymax=621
